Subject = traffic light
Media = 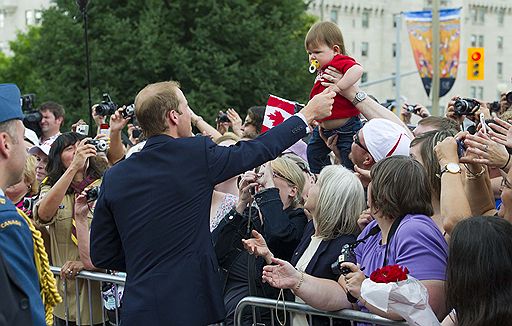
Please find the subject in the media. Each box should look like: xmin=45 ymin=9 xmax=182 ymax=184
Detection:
xmin=467 ymin=48 xmax=484 ymax=81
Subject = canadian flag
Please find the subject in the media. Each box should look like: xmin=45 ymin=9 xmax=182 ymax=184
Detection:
xmin=261 ymin=95 xmax=298 ymax=133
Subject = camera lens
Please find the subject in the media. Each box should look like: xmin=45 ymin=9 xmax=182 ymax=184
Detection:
xmin=506 ymin=91 xmax=512 ymax=104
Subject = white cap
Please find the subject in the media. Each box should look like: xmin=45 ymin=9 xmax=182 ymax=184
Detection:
xmin=24 ymin=128 xmax=38 ymax=146
xmin=362 ymin=119 xmax=411 ymax=162
xmin=29 ymin=137 xmax=55 ymax=157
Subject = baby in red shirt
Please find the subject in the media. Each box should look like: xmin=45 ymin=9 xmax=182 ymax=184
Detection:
xmin=305 ymin=21 xmax=363 ymax=173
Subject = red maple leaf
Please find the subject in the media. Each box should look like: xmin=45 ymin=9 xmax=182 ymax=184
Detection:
xmin=268 ymin=110 xmax=285 ymax=127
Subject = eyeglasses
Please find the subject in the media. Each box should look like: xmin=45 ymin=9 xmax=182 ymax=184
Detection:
xmin=272 ymin=171 xmax=296 ymax=186
xmin=501 ymin=177 xmax=512 ymax=190
xmin=353 ymin=132 xmax=368 ymax=152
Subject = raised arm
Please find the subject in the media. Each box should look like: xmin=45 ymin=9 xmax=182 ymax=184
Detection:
xmin=37 ymin=139 xmax=96 ymax=222
xmin=336 ymin=65 xmax=363 ymax=90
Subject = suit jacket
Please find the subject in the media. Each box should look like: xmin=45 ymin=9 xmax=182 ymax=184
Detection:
xmin=90 ymin=116 xmax=308 ymax=325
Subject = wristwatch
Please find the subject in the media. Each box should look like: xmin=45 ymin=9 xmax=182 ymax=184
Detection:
xmin=439 ymin=163 xmax=461 ymax=177
xmin=352 ymin=91 xmax=367 ymax=106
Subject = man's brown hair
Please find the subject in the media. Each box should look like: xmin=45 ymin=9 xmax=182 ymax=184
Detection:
xmin=305 ymin=21 xmax=346 ymax=54
xmin=370 ymin=156 xmax=433 ymax=219
xmin=134 ymin=81 xmax=181 ymax=138
xmin=39 ymin=101 xmax=65 ymax=124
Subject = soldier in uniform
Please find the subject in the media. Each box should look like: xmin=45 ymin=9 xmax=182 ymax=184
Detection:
xmin=0 ymin=84 xmax=60 ymax=326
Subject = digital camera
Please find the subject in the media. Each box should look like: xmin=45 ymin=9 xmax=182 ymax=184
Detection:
xmin=405 ymin=104 xmax=419 ymax=114
xmin=330 ymin=243 xmax=356 ymax=275
xmin=489 ymin=101 xmax=500 ymax=113
xmin=86 ymin=139 xmax=109 ymax=152
xmin=20 ymin=93 xmax=42 ymax=136
xmin=120 ymin=104 xmax=135 ymax=119
xmin=454 ymin=98 xmax=480 ymax=116
xmin=95 ymin=93 xmax=118 ymax=116
xmin=85 ymin=186 xmax=99 ymax=202
xmin=217 ymin=112 xmax=230 ymax=123
xmin=507 ymin=91 xmax=512 ymax=104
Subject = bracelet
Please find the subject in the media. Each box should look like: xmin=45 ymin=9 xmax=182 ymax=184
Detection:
xmin=501 ymin=153 xmax=511 ymax=170
xmin=464 ymin=164 xmax=486 ymax=179
xmin=294 ymin=270 xmax=305 ymax=291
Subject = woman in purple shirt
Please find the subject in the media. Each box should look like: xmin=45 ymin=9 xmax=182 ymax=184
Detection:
xmin=263 ymin=156 xmax=449 ymax=322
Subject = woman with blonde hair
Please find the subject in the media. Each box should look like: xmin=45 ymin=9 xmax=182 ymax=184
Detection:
xmin=214 ymin=156 xmax=308 ymax=325
xmin=243 ymin=165 xmax=364 ymax=325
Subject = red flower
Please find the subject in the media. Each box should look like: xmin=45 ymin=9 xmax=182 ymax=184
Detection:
xmin=370 ymin=265 xmax=409 ymax=283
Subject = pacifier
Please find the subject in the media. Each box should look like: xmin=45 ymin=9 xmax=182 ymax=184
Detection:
xmin=309 ymin=60 xmax=320 ymax=74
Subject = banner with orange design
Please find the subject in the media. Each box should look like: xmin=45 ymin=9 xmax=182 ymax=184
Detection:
xmin=404 ymin=8 xmax=461 ymax=97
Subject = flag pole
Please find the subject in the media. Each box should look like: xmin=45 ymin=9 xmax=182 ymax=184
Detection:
xmin=431 ymin=0 xmax=441 ymax=116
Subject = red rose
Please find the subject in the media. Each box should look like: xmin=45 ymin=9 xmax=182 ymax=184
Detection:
xmin=370 ymin=265 xmax=409 ymax=283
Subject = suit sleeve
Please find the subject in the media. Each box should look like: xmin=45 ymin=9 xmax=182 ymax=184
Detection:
xmin=206 ymin=116 xmax=308 ymax=185
xmin=90 ymin=171 xmax=126 ymax=271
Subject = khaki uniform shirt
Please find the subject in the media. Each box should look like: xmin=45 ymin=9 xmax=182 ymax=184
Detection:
xmin=34 ymin=184 xmax=103 ymax=325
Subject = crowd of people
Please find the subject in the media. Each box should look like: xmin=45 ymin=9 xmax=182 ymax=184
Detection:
xmin=1 ymin=20 xmax=512 ymax=326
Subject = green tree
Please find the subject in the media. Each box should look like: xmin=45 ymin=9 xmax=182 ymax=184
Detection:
xmin=1 ymin=0 xmax=317 ymax=128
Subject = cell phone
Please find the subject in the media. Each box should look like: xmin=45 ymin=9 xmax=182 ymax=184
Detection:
xmin=99 ymin=123 xmax=110 ymax=137
xmin=480 ymin=113 xmax=488 ymax=134
xmin=456 ymin=139 xmax=465 ymax=159
xmin=76 ymin=124 xmax=89 ymax=136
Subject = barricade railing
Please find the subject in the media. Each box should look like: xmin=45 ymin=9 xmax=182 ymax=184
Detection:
xmin=234 ymin=296 xmax=409 ymax=326
xmin=50 ymin=266 xmax=126 ymax=326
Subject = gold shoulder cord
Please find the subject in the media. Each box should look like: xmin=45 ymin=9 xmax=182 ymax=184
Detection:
xmin=17 ymin=208 xmax=62 ymax=325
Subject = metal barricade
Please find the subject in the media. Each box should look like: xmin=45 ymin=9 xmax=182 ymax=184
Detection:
xmin=50 ymin=266 xmax=126 ymax=326
xmin=234 ymin=296 xmax=409 ymax=326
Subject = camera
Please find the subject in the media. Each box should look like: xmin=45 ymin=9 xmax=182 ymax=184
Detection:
xmin=132 ymin=127 xmax=142 ymax=139
xmin=22 ymin=196 xmax=36 ymax=212
xmin=95 ymin=93 xmax=118 ymax=116
xmin=86 ymin=139 xmax=109 ymax=152
xmin=85 ymin=186 xmax=99 ymax=202
xmin=405 ymin=104 xmax=419 ymax=114
xmin=454 ymin=98 xmax=480 ymax=116
xmin=120 ymin=104 xmax=135 ymax=119
xmin=217 ymin=112 xmax=230 ymax=123
xmin=76 ymin=124 xmax=89 ymax=136
xmin=330 ymin=244 xmax=356 ymax=275
xmin=507 ymin=91 xmax=512 ymax=104
xmin=20 ymin=93 xmax=42 ymax=136
xmin=489 ymin=101 xmax=500 ymax=113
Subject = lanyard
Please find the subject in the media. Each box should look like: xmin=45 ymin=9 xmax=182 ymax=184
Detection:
xmin=382 ymin=215 xmax=405 ymax=267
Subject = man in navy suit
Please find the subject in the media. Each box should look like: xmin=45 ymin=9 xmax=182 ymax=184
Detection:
xmin=90 ymin=81 xmax=335 ymax=325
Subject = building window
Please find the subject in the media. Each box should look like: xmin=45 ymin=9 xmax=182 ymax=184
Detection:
xmin=392 ymin=43 xmax=396 ymax=57
xmin=34 ymin=10 xmax=42 ymax=25
xmin=478 ymin=35 xmax=484 ymax=47
xmin=0 ymin=11 xmax=4 ymax=29
xmin=25 ymin=10 xmax=34 ymax=25
xmin=362 ymin=10 xmax=370 ymax=28
xmin=361 ymin=72 xmax=368 ymax=83
xmin=25 ymin=10 xmax=43 ymax=26
xmin=470 ymin=34 xmax=477 ymax=47
xmin=498 ymin=36 xmax=503 ymax=50
xmin=330 ymin=10 xmax=338 ymax=23
xmin=478 ymin=8 xmax=485 ymax=24
xmin=470 ymin=7 xmax=477 ymax=23
xmin=470 ymin=86 xmax=476 ymax=99
xmin=498 ymin=9 xmax=505 ymax=26
xmin=361 ymin=42 xmax=369 ymax=57
xmin=498 ymin=62 xmax=503 ymax=80
xmin=477 ymin=86 xmax=484 ymax=99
